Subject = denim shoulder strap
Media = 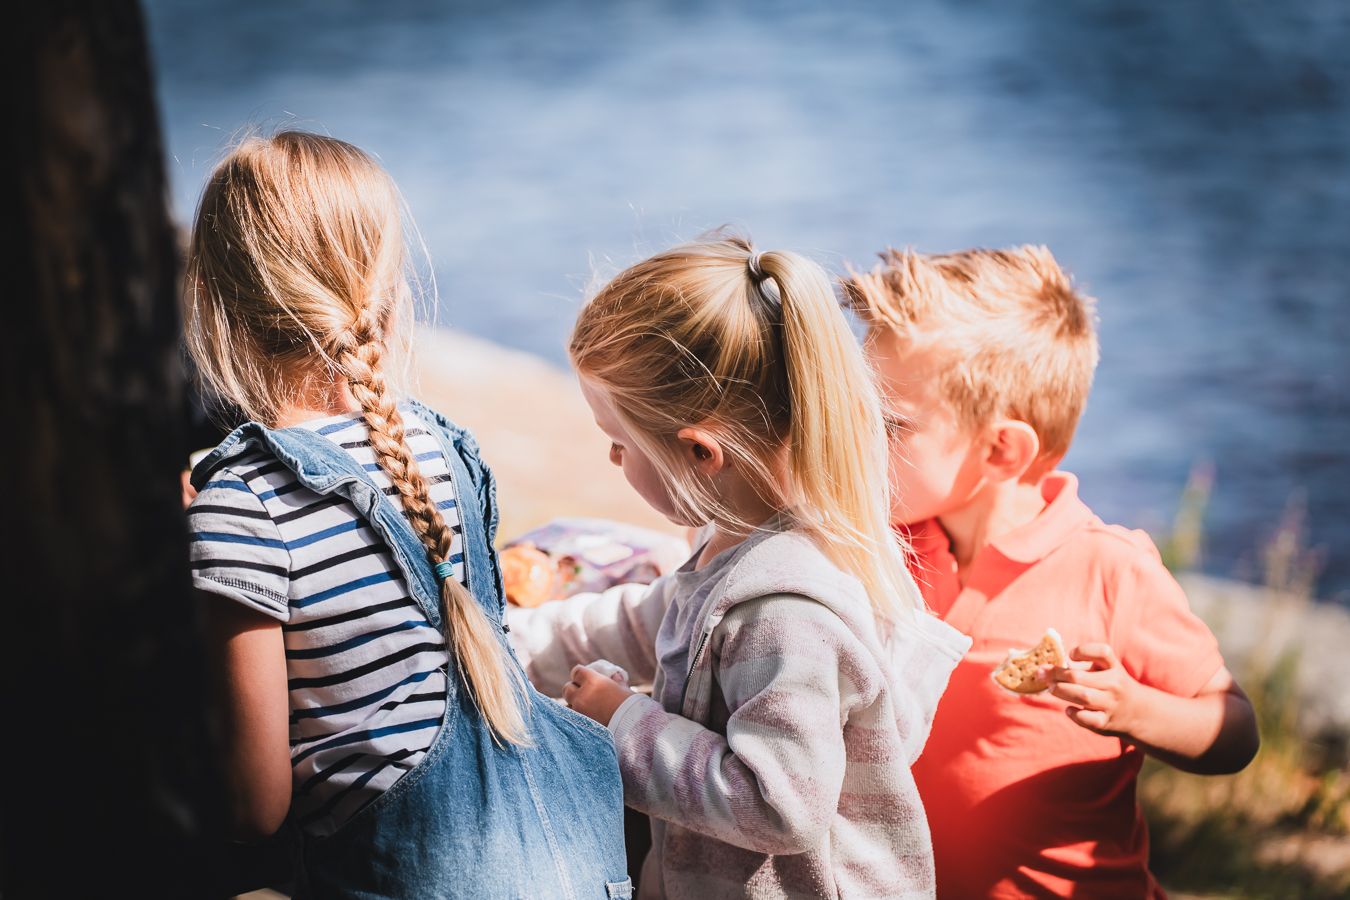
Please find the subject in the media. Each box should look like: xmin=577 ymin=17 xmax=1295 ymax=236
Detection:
xmin=402 ymin=401 xmax=507 ymax=623
xmin=191 ymin=419 xmax=448 ymax=630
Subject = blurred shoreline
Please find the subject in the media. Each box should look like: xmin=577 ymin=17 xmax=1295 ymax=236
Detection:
xmin=145 ymin=0 xmax=1350 ymax=599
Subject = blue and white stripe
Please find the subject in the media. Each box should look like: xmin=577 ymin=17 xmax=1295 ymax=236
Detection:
xmin=188 ymin=412 xmax=461 ymax=836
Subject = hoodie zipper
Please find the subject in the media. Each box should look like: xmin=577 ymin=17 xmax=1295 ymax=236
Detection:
xmin=678 ymin=614 xmax=723 ymax=714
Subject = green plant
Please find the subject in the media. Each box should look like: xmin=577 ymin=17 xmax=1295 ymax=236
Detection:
xmin=1155 ymin=460 xmax=1214 ymax=574
xmin=1140 ymin=484 xmax=1348 ymax=898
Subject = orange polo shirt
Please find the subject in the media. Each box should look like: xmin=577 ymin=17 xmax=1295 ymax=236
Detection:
xmin=905 ymin=472 xmax=1223 ymax=899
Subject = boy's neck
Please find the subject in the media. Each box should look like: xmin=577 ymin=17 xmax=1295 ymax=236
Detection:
xmin=937 ymin=476 xmax=1047 ymax=583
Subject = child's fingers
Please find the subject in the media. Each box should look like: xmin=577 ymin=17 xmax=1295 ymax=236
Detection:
xmin=1066 ymin=706 xmax=1110 ymax=732
xmin=563 ymin=665 xmax=594 ymax=706
xmin=1046 ymin=665 xmax=1110 ymax=689
xmin=1050 ymin=681 xmax=1104 ymax=709
xmin=1069 ymin=643 xmax=1119 ymax=670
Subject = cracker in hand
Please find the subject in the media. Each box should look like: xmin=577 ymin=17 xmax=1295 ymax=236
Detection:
xmin=992 ymin=628 xmax=1067 ymax=694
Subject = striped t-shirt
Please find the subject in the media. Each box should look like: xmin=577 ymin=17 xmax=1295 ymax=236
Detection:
xmin=187 ymin=412 xmax=461 ymax=836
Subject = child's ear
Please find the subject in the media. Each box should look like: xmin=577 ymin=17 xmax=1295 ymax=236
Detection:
xmin=675 ymin=427 xmax=725 ymax=477
xmin=982 ymin=420 xmax=1040 ymax=482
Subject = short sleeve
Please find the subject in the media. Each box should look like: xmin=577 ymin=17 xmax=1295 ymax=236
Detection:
xmin=1112 ymin=538 xmax=1223 ymax=698
xmin=187 ymin=468 xmax=291 ymax=620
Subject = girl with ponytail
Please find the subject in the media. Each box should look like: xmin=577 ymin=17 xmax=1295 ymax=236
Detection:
xmin=184 ymin=131 xmax=628 ymax=898
xmin=509 ymin=232 xmax=971 ymax=899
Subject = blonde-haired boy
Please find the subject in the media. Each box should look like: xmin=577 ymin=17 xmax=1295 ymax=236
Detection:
xmin=844 ymin=247 xmax=1259 ymax=899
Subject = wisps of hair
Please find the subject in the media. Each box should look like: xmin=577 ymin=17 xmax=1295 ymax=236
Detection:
xmin=841 ymin=246 xmax=1099 ymax=460
xmin=569 ymin=229 xmax=924 ymax=630
xmin=185 ymin=130 xmax=528 ymax=744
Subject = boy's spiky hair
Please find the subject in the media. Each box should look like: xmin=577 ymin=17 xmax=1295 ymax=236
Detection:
xmin=841 ymin=246 xmax=1099 ymax=461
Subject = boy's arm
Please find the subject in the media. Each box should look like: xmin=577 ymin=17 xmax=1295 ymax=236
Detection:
xmin=1048 ymin=537 xmax=1260 ymax=775
xmin=1048 ymin=646 xmax=1259 ymax=775
xmin=505 ymin=578 xmax=672 ymax=696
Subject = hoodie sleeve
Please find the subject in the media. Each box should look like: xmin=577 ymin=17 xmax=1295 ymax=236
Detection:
xmin=609 ymin=593 xmax=883 ymax=856
xmin=505 ymin=577 xmax=675 ymax=696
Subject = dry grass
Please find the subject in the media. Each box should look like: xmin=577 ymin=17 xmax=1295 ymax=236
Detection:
xmin=1140 ymin=654 xmax=1350 ymax=898
xmin=1144 ymin=468 xmax=1350 ymax=899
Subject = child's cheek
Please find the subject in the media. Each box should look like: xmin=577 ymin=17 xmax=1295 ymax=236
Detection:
xmin=889 ymin=437 xmax=951 ymax=524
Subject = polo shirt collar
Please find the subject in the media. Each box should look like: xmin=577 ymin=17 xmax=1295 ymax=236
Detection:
xmin=986 ymin=471 xmax=1095 ymax=564
xmin=900 ymin=516 xmax=952 ymax=557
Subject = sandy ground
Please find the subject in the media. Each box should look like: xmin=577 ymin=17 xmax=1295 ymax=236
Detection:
xmin=409 ymin=328 xmax=683 ymax=544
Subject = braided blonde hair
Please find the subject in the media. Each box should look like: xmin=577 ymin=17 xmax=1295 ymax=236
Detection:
xmin=570 ymin=231 xmax=924 ymax=630
xmin=186 ymin=131 xmax=527 ymax=743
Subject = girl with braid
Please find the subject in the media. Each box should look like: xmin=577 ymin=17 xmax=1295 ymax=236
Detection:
xmin=507 ymin=233 xmax=971 ymax=899
xmin=184 ymin=131 xmax=629 ymax=899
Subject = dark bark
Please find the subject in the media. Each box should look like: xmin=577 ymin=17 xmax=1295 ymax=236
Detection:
xmin=0 ymin=1 xmax=226 ymax=895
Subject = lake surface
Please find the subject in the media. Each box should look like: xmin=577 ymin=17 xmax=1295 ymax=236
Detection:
xmin=143 ymin=0 xmax=1350 ymax=600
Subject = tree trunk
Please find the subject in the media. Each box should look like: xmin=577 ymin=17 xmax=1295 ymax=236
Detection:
xmin=0 ymin=1 xmax=223 ymax=895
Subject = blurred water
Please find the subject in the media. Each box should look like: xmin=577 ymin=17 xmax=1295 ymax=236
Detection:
xmin=143 ymin=0 xmax=1350 ymax=599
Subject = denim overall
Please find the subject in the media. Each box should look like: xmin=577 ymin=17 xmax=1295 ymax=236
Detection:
xmin=193 ymin=400 xmax=631 ymax=900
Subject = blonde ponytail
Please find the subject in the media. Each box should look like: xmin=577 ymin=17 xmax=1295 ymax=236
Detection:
xmin=756 ymin=252 xmax=924 ymax=627
xmin=186 ymin=130 xmax=528 ymax=744
xmin=570 ymin=231 xmax=924 ymax=630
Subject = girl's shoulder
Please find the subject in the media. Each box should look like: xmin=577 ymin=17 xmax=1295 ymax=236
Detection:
xmin=401 ymin=399 xmax=473 ymax=446
xmin=718 ymin=525 xmax=868 ymax=617
xmin=400 ymin=399 xmax=491 ymax=480
xmin=194 ymin=446 xmax=280 ymax=495
xmin=710 ymin=524 xmax=896 ymax=662
xmin=190 ymin=418 xmax=302 ymax=493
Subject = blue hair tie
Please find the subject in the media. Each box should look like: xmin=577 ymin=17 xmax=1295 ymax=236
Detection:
xmin=433 ymin=561 xmax=456 ymax=583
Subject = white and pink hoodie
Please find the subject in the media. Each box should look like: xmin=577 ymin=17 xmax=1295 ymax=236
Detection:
xmin=509 ymin=517 xmax=970 ymax=900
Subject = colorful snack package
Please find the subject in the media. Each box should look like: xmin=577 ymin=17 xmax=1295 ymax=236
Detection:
xmin=499 ymin=517 xmax=690 ymax=607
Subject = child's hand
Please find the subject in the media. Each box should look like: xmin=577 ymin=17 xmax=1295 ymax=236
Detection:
xmin=562 ymin=664 xmax=635 ymax=727
xmin=1046 ymin=643 xmax=1144 ymax=738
